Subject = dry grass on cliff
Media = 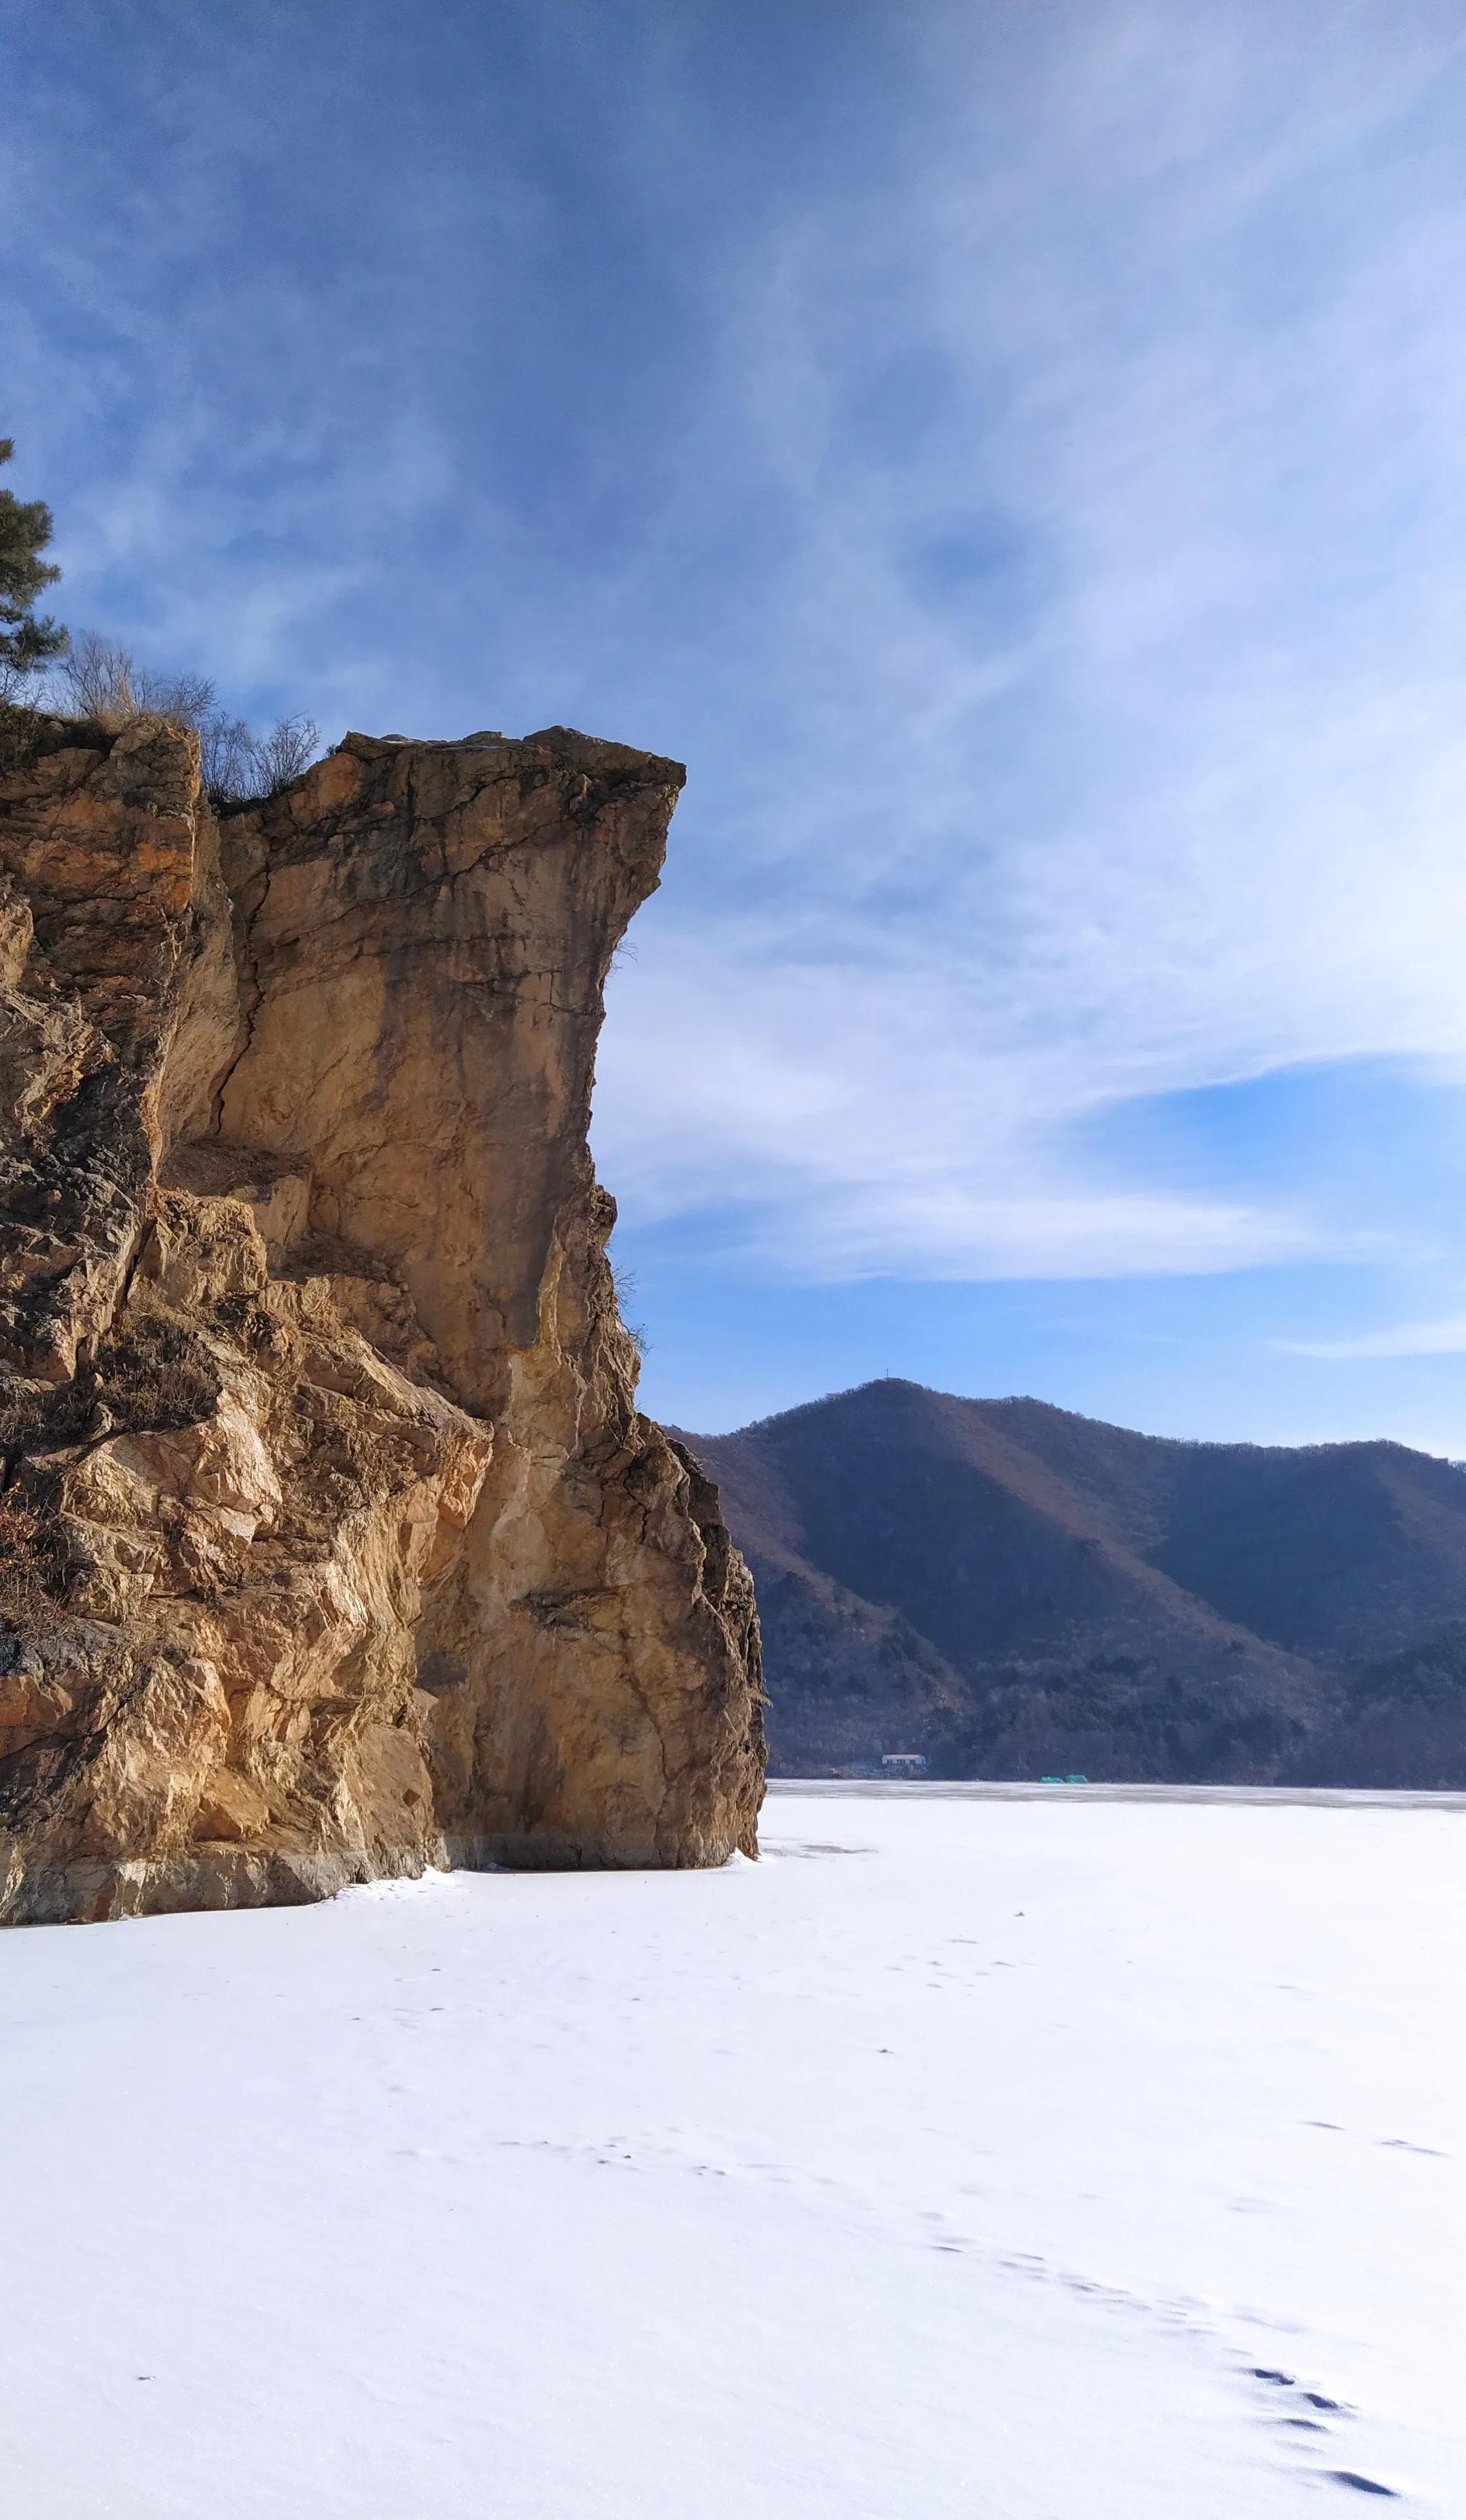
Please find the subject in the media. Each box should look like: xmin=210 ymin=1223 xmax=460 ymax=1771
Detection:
xmin=0 ymin=1490 xmax=63 ymax=1624
xmin=87 ymin=1307 xmax=222 ymax=1437
xmin=1 ymin=638 xmax=320 ymax=803
xmin=55 ymin=634 xmax=320 ymax=802
xmin=0 ymin=1310 xmax=221 ymax=1467
xmin=609 ymin=1262 xmax=650 ymax=1373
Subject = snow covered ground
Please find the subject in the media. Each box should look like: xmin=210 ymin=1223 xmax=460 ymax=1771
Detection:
xmin=1 ymin=1786 xmax=1463 ymax=2517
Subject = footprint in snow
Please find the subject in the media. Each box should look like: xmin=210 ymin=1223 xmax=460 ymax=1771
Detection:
xmin=1249 ymin=2371 xmax=1399 ymax=2498
xmin=1251 ymin=2369 xmax=1343 ymax=2410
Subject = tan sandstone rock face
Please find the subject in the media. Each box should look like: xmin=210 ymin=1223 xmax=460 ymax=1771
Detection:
xmin=0 ymin=717 xmax=764 ymax=1923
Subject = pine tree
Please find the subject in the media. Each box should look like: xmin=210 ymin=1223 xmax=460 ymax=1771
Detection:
xmin=0 ymin=439 xmax=67 ymax=678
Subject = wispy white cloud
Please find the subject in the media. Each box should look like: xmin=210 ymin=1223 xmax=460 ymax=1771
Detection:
xmin=595 ymin=3 xmax=1466 ymax=1276
xmin=7 ymin=2 xmax=1466 ymax=1292
xmin=1283 ymin=1312 xmax=1466 ymax=1361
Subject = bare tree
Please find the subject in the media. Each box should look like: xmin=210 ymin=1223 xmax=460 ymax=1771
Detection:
xmin=61 ymin=630 xmax=140 ymax=722
xmin=198 ymin=707 xmax=258 ymax=800
xmin=250 ymin=713 xmax=321 ymax=792
xmin=57 ymin=629 xmax=322 ymax=799
xmin=132 ymin=663 xmax=217 ymax=724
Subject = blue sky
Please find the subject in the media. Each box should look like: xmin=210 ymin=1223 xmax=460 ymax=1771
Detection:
xmin=8 ymin=1 xmax=1466 ymax=1445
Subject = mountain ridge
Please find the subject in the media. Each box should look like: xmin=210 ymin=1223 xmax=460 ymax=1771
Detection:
xmin=674 ymin=1379 xmax=1466 ymax=1786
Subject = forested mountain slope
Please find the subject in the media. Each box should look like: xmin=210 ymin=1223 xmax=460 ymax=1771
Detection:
xmin=674 ymin=1382 xmax=1466 ymax=1786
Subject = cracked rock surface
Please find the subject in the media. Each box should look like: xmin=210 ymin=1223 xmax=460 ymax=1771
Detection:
xmin=0 ymin=718 xmax=764 ymax=1923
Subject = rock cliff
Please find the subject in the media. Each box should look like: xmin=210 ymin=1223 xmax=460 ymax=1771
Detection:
xmin=0 ymin=715 xmax=763 ymax=1923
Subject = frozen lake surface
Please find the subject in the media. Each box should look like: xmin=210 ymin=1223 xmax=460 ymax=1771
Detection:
xmin=2 ymin=1788 xmax=1462 ymax=2515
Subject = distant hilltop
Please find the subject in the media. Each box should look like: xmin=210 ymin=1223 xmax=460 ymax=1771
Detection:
xmin=675 ymin=1380 xmax=1466 ymax=1788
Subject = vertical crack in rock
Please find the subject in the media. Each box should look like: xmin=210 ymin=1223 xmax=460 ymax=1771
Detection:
xmin=0 ymin=717 xmax=764 ymax=1923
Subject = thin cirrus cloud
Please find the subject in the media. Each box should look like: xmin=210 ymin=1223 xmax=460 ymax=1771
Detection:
xmin=597 ymin=5 xmax=1466 ymax=1283
xmin=1285 ymin=1314 xmax=1466 ymax=1362
xmin=5 ymin=1 xmax=1466 ymax=1315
